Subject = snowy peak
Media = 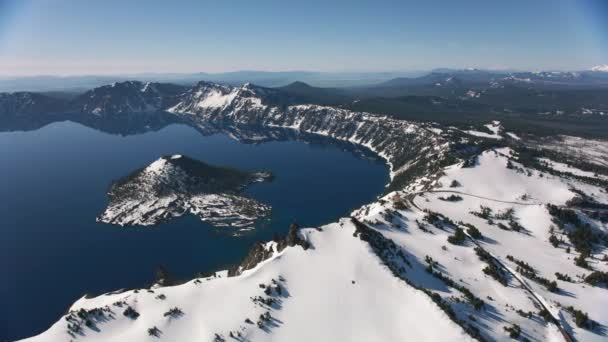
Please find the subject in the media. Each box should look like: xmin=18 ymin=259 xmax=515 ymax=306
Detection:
xmin=591 ymin=64 xmax=608 ymax=72
xmin=167 ymin=81 xmax=238 ymax=114
xmin=167 ymin=81 xmax=284 ymax=115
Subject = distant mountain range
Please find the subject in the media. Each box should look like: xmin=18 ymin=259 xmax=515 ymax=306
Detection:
xmin=0 ymin=71 xmax=425 ymax=93
xmin=2 ymin=67 xmax=608 ymax=93
xmin=2 ymin=66 xmax=608 ymax=138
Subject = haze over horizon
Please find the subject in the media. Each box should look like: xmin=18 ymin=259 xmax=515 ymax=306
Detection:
xmin=1 ymin=0 xmax=607 ymax=76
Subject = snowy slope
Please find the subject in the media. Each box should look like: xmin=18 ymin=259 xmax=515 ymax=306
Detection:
xmin=538 ymin=158 xmax=608 ymax=182
xmin=464 ymin=121 xmax=503 ymax=140
xmin=393 ymin=149 xmax=608 ymax=341
xmin=22 ymin=220 xmax=470 ymax=342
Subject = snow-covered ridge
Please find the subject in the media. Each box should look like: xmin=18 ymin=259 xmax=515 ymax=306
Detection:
xmin=22 ymin=220 xmax=472 ymax=342
xmin=351 ymin=148 xmax=608 ymax=341
xmin=97 ymin=155 xmax=273 ymax=230
xmin=591 ymin=64 xmax=608 ymax=72
xmin=164 ymin=81 xmax=447 ymax=184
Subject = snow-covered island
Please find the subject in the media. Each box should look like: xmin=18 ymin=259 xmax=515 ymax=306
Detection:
xmin=97 ymin=155 xmax=273 ymax=230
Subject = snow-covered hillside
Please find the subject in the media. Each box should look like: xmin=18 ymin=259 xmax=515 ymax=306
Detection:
xmin=22 ymin=220 xmax=472 ymax=342
xmin=352 ymin=148 xmax=608 ymax=341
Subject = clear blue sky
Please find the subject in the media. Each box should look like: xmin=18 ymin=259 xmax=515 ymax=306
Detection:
xmin=0 ymin=0 xmax=606 ymax=75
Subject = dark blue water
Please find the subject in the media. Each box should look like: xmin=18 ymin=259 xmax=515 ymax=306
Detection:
xmin=0 ymin=121 xmax=388 ymax=341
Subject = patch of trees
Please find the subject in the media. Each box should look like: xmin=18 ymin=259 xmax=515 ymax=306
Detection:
xmin=564 ymin=306 xmax=596 ymax=330
xmin=113 ymin=300 xmax=127 ymax=307
xmin=415 ymin=219 xmax=433 ymax=233
xmin=516 ymin=309 xmax=533 ymax=319
xmin=64 ymin=306 xmax=113 ymax=336
xmin=439 ymin=194 xmax=463 ymax=202
xmin=503 ymin=324 xmax=521 ymax=339
xmin=575 ymin=252 xmax=591 ymax=269
xmin=393 ymin=199 xmax=409 ymax=210
xmin=547 ymin=204 xmax=607 ymax=256
xmin=555 ymin=272 xmax=574 ymax=283
xmin=384 ymin=141 xmax=452 ymax=193
xmin=547 ymin=205 xmax=579 ymax=225
xmin=538 ymin=309 xmax=554 ymax=323
xmin=585 ymin=271 xmax=608 ymax=287
xmin=424 ymin=255 xmax=439 ymax=268
xmin=447 ymin=227 xmax=467 ymax=245
xmin=475 ymin=247 xmax=508 ymax=286
xmin=514 ymin=147 xmax=608 ymax=189
xmin=567 ymin=191 xmax=608 ymax=211
xmin=507 ymin=220 xmax=524 ymax=232
xmin=429 ymin=292 xmax=457 ymax=320
xmin=460 ymin=222 xmax=482 ymax=239
xmin=506 ymin=255 xmax=558 ymax=292
xmin=471 ymin=206 xmax=493 ymax=220
xmin=470 ymin=206 xmax=527 ymax=232
xmin=505 ymin=159 xmax=529 ymax=175
xmin=257 ymin=311 xmax=272 ymax=329
xmin=228 ymin=331 xmax=243 ymax=339
xmin=123 ymin=306 xmax=140 ymax=319
xmin=549 ymin=233 xmax=561 ymax=248
xmin=163 ymin=307 xmax=183 ymax=318
xmin=252 ymin=295 xmax=276 ymax=307
xmin=148 ymin=326 xmax=160 ymax=337
xmin=423 ymin=210 xmax=456 ymax=229
xmin=462 ymin=155 xmax=478 ymax=168
xmin=229 ymin=223 xmax=309 ymax=277
xmin=588 ymin=210 xmax=608 ymax=224
xmin=570 ymin=226 xmax=604 ymax=256
xmin=495 ymin=208 xmax=526 ymax=231
xmin=465 ymin=323 xmax=482 ymax=340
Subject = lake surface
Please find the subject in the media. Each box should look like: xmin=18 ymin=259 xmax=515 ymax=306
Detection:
xmin=0 ymin=121 xmax=388 ymax=341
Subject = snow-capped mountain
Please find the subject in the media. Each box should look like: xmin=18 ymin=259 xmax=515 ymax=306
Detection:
xmin=98 ymin=155 xmax=272 ymax=229
xmin=166 ymin=82 xmax=281 ymax=117
xmin=591 ymin=64 xmax=608 ymax=72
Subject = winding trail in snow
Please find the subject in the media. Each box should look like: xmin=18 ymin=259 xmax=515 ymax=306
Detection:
xmin=405 ymin=190 xmax=575 ymax=342
xmin=417 ymin=190 xmax=541 ymax=206
xmin=462 ymin=231 xmax=575 ymax=342
xmin=413 ymin=190 xmax=608 ymax=215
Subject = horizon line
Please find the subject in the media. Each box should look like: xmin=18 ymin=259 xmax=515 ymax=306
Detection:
xmin=1 ymin=66 xmax=606 ymax=79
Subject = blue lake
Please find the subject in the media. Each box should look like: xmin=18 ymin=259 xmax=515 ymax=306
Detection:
xmin=0 ymin=121 xmax=388 ymax=341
